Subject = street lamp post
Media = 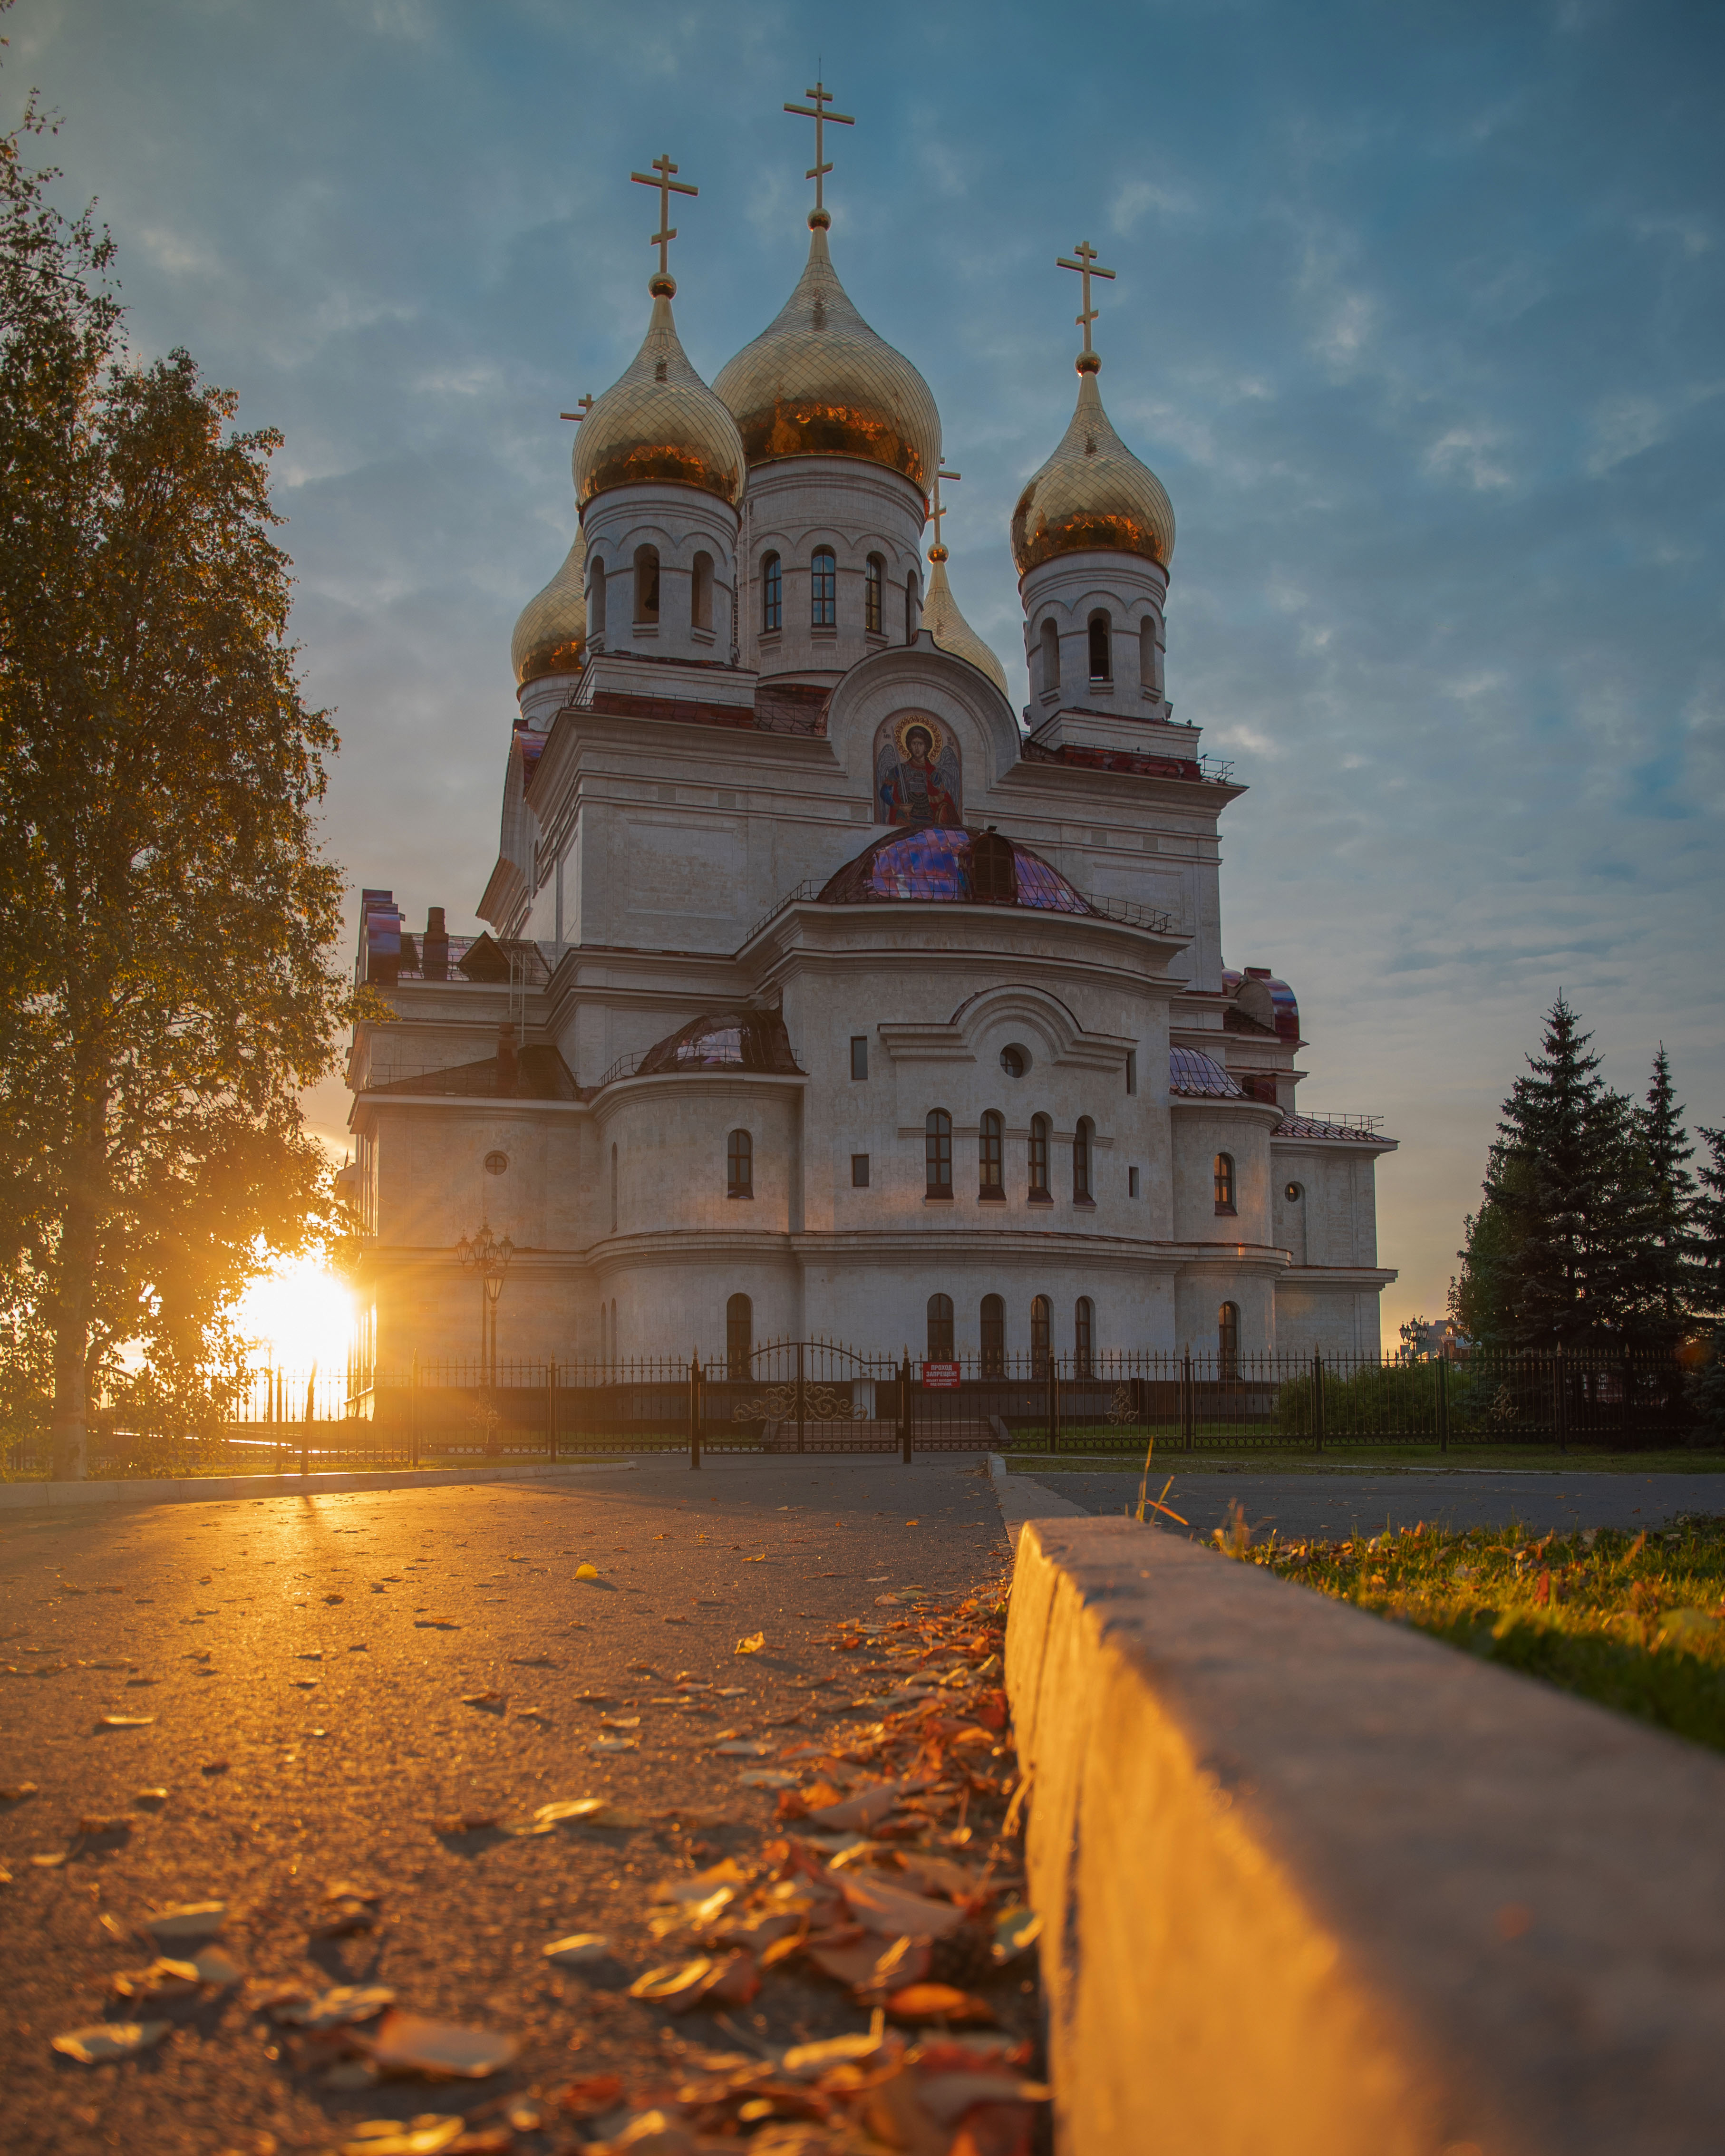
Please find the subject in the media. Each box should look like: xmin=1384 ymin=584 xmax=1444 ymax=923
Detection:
xmin=456 ymin=1224 xmax=515 ymax=1449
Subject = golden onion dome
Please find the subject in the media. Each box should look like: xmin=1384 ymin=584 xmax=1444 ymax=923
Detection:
xmin=1010 ymin=355 xmax=1175 ymax=576
xmin=712 ymin=215 xmax=941 ymax=489
xmin=922 ymin=545 xmax=1008 ymax=696
xmin=573 ymin=281 xmax=745 ymax=511
xmin=511 ymin=528 xmax=587 ymax=686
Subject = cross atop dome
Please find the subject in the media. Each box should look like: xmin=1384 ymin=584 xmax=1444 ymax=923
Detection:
xmin=929 ymin=464 xmax=961 ymax=558
xmin=1057 ymin=240 xmax=1115 ymax=372
xmin=630 ymin=152 xmax=698 ymax=295
xmin=783 ymin=78 xmax=854 ymax=227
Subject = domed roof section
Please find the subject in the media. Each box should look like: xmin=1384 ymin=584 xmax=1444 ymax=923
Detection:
xmin=1010 ymin=359 xmax=1175 ymax=575
xmin=819 ymin=825 xmax=1091 ymax=913
xmin=510 ymin=528 xmax=586 ymax=686
xmin=921 ymin=548 xmax=1008 ymax=696
xmin=634 ymin=1008 xmax=801 ymax=1079
xmin=712 ymin=219 xmax=941 ymax=490
xmin=573 ymin=287 xmax=746 ymax=511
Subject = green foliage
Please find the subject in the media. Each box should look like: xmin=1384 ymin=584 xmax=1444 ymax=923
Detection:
xmin=1238 ymin=1515 xmax=1725 ymax=1755
xmin=0 ymin=74 xmax=349 ymax=1473
xmin=1273 ymin=1358 xmax=1440 ymax=1438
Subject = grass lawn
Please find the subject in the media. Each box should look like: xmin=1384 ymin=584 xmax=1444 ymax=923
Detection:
xmin=1225 ymin=1508 xmax=1725 ymax=1755
xmin=1001 ymin=1444 xmax=1725 ymax=1475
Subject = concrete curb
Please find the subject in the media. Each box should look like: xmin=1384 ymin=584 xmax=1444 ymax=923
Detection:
xmin=0 ymin=1458 xmax=636 ymax=1512
xmin=987 ymin=1451 xmax=1090 ymax=1549
xmin=1006 ymin=1515 xmax=1725 ymax=2156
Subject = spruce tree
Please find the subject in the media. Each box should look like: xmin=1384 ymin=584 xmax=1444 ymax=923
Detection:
xmin=1624 ymin=1047 xmax=1699 ymax=1348
xmin=1694 ymin=1126 xmax=1725 ymax=1331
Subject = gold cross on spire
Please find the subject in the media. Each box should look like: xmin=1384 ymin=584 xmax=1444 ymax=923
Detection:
xmin=784 ymin=79 xmax=854 ymax=218
xmin=930 ymin=464 xmax=962 ymax=553
xmin=559 ymin=393 xmax=594 ymax=423
xmin=630 ymin=153 xmax=698 ymax=288
xmin=1057 ymin=240 xmax=1116 ymax=356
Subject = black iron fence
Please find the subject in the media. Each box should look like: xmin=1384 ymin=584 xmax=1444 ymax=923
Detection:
xmin=8 ymin=1344 xmax=1703 ymax=1480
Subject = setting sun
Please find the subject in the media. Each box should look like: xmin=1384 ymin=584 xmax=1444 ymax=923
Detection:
xmin=236 ymin=1253 xmax=356 ymax=1377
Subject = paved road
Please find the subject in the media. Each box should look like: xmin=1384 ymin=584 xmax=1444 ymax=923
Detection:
xmin=1014 ymin=1468 xmax=1725 ymax=1540
xmin=0 ymin=1455 xmax=1009 ymax=2156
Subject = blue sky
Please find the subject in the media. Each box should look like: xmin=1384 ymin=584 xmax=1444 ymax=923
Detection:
xmin=9 ymin=0 xmax=1722 ymax=1333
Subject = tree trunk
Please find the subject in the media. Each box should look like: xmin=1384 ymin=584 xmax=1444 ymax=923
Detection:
xmin=49 ymin=1094 xmax=105 ymax=1481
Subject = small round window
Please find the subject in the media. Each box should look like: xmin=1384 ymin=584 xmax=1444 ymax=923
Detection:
xmin=1284 ymin=1181 xmax=1302 ymax=1204
xmin=1000 ymin=1044 xmax=1029 ymax=1079
xmin=484 ymin=1151 xmax=510 ymax=1177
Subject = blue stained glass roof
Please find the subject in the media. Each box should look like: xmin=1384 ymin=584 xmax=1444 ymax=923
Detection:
xmin=818 ymin=825 xmax=1092 ymax=913
xmin=1169 ymin=1046 xmax=1243 ymax=1098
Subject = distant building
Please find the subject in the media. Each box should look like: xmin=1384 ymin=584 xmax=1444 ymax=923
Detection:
xmin=341 ymin=157 xmax=1396 ymax=1375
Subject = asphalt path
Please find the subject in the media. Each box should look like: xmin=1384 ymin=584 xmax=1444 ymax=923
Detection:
xmin=0 ymin=1455 xmax=1009 ymax=2156
xmin=1015 ymin=1468 xmax=1725 ymax=1540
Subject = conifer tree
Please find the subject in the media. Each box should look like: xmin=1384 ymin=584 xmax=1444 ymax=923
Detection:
xmin=1694 ymin=1125 xmax=1725 ymax=1331
xmin=1623 ymin=1046 xmax=1699 ymax=1348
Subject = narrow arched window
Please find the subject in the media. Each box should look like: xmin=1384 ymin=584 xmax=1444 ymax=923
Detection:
xmin=1028 ymin=1114 xmax=1050 ymax=1199
xmin=1030 ymin=1294 xmax=1052 ymax=1375
xmin=589 ymin=559 xmax=607 ymax=638
xmin=1074 ymin=1296 xmax=1095 ymax=1376
xmin=972 ymin=830 xmax=1015 ymax=903
xmin=979 ymin=1112 xmax=1004 ymax=1196
xmin=1139 ymin=616 xmax=1156 ymax=691
xmin=692 ymin=550 xmax=713 ymax=631
xmin=727 ymin=1292 xmax=752 ymax=1379
xmin=927 ymin=1293 xmax=954 ymax=1361
xmin=1214 ymin=1152 xmax=1236 ymax=1214
xmin=1088 ymin=611 xmax=1111 ymax=681
xmin=925 ymin=1109 xmax=952 ymax=1197
xmin=598 ymin=1301 xmax=608 ymax=1360
xmin=980 ymin=1294 xmax=1005 ymax=1375
xmin=610 ymin=1142 xmax=618 ymax=1232
xmin=1040 ymin=618 xmax=1060 ymax=699
xmin=634 ymin=544 xmax=660 ymax=624
xmin=762 ymin=551 xmax=782 ymax=633
xmin=811 ymin=547 xmax=836 ymax=628
xmin=905 ymin=569 xmax=920 ymax=644
xmin=1073 ymin=1117 xmax=1094 ymax=1202
xmin=865 ymin=553 xmax=884 ymax=635
xmin=1218 ymin=1301 xmax=1240 ymax=1378
xmin=727 ymin=1128 xmax=753 ymax=1199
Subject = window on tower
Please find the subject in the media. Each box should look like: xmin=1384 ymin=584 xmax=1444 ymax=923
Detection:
xmin=1214 ymin=1152 xmax=1236 ymax=1214
xmin=927 ymin=1293 xmax=955 ymax=1361
xmin=727 ymin=1128 xmax=753 ymax=1199
xmin=925 ymin=1109 xmax=953 ymax=1198
xmin=634 ymin=545 xmax=660 ymax=625
xmin=1075 ymin=1296 xmax=1095 ymax=1375
xmin=1073 ymin=1117 xmax=1095 ymax=1203
xmin=1039 ymin=618 xmax=1060 ymax=700
xmin=692 ymin=551 xmax=713 ymax=631
xmin=1028 ymin=1114 xmax=1051 ymax=1201
xmin=762 ymin=551 xmax=782 ymax=634
xmin=979 ymin=1112 xmax=1004 ymax=1197
xmin=905 ymin=569 xmax=920 ymax=644
xmin=589 ymin=559 xmax=607 ymax=638
xmin=865 ymin=554 xmax=884 ymax=635
xmin=1139 ymin=615 xmax=1156 ymax=691
xmin=1088 ymin=610 xmax=1112 ymax=682
xmin=812 ymin=547 xmax=836 ymax=628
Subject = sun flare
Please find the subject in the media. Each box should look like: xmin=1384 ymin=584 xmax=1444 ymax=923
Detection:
xmin=236 ymin=1254 xmax=356 ymax=1376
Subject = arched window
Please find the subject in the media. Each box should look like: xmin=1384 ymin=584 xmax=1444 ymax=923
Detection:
xmin=1030 ymin=1294 xmax=1052 ymax=1375
xmin=1073 ymin=1117 xmax=1094 ymax=1202
xmin=1028 ymin=1114 xmax=1051 ymax=1200
xmin=692 ymin=550 xmax=713 ymax=631
xmin=589 ymin=559 xmax=607 ymax=638
xmin=927 ymin=1293 xmax=954 ymax=1361
xmin=1139 ymin=616 xmax=1156 ymax=691
xmin=727 ymin=1128 xmax=753 ymax=1199
xmin=727 ymin=1293 xmax=752 ymax=1379
xmin=598 ymin=1301 xmax=608 ymax=1360
xmin=1218 ymin=1300 xmax=1240 ymax=1377
xmin=1214 ymin=1152 xmax=1236 ymax=1214
xmin=611 ymin=1296 xmax=618 ymax=1357
xmin=979 ymin=1112 xmax=1004 ymax=1196
xmin=761 ymin=551 xmax=782 ymax=634
xmin=925 ymin=1109 xmax=952 ymax=1198
xmin=1039 ymin=618 xmax=1060 ymax=700
xmin=610 ymin=1142 xmax=618 ymax=1232
xmin=1087 ymin=611 xmax=1112 ymax=682
xmin=634 ymin=544 xmax=660 ymax=625
xmin=811 ymin=547 xmax=836 ymax=628
xmin=972 ymin=830 xmax=1015 ymax=903
xmin=1075 ymin=1296 xmax=1094 ymax=1375
xmin=905 ymin=569 xmax=920 ymax=644
xmin=980 ymin=1294 xmax=1005 ymax=1375
xmin=865 ymin=553 xmax=884 ymax=635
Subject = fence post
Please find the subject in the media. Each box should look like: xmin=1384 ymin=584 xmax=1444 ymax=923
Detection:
xmin=301 ymin=1363 xmax=316 ymax=1479
xmin=547 ymin=1357 xmax=557 ymax=1462
xmin=688 ymin=1354 xmax=702 ymax=1470
xmin=1047 ymin=1354 xmax=1060 ymax=1455
xmin=1182 ymin=1346 xmax=1194 ymax=1454
xmin=900 ymin=1355 xmax=913 ymax=1464
xmin=1312 ymin=1351 xmax=1325 ymax=1456
xmin=1554 ymin=1343 xmax=1567 ymax=1456
xmin=410 ymin=1354 xmax=420 ymax=1471
xmin=796 ymin=1340 xmax=806 ymax=1456
xmin=1621 ymin=1351 xmax=1633 ymax=1455
xmin=1435 ymin=1353 xmax=1449 ymax=1456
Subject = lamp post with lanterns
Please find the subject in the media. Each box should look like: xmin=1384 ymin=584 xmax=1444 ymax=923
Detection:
xmin=455 ymin=1225 xmax=515 ymax=1435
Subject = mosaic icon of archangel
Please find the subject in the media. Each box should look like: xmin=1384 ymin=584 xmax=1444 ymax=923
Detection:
xmin=875 ymin=713 xmax=962 ymax=826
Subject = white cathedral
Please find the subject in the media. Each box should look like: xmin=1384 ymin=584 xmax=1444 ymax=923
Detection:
xmin=340 ymin=118 xmax=1397 ymax=1381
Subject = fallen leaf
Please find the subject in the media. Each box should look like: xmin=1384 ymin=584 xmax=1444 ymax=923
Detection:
xmin=431 ymin=1813 xmax=500 ymax=1837
xmin=30 ymin=1852 xmax=68 ymax=1869
xmin=628 ymin=1950 xmax=759 ymax=2012
xmin=0 ymin=1782 xmax=41 ymax=1802
xmin=357 ymin=2010 xmax=519 ymax=2079
xmin=265 ymin=1982 xmax=397 ymax=2030
xmin=191 ymin=1945 xmax=242 ymax=1988
xmin=885 ymin=1983 xmax=994 ymax=2023
xmin=575 ymin=1564 xmax=601 ymax=1581
xmin=542 ymin=1933 xmax=612 ymax=1966
xmin=201 ymin=1760 xmax=229 ymax=1776
xmin=738 ymin=1770 xmax=800 ymax=1789
xmin=599 ymin=1715 xmax=641 ymax=1729
xmin=337 ymin=2117 xmax=465 ymax=2156
xmin=779 ymin=2028 xmax=892 ymax=2079
xmin=52 ymin=2019 xmax=171 ymax=2064
xmin=804 ymin=1781 xmax=903 ymax=1835
xmin=461 ymin=1692 xmax=506 ymax=1713
xmin=610 ymin=2110 xmax=699 ymax=2156
xmin=110 ymin=1958 xmax=201 ymax=2003
xmin=556 ymin=2071 xmax=625 ymax=2112
xmin=145 ymin=1900 xmax=226 ymax=1942
xmin=97 ymin=1714 xmax=155 ymax=1730
xmin=76 ymin=1816 xmax=134 ymax=1837
xmin=715 ymin=1740 xmax=773 ymax=1758
xmin=313 ymin=1898 xmax=379 ymax=1941
xmin=324 ymin=1595 xmax=345 ymax=1605
xmin=589 ymin=1737 xmax=639 ymax=1754
xmin=736 ymin=1633 xmax=766 ymax=1655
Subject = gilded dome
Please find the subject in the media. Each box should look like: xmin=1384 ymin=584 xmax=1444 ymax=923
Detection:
xmin=1010 ymin=358 xmax=1175 ymax=575
xmin=510 ymin=528 xmax=587 ymax=686
xmin=573 ymin=286 xmax=746 ymax=510
xmin=922 ymin=546 xmax=1008 ymax=695
xmin=712 ymin=219 xmax=941 ymax=489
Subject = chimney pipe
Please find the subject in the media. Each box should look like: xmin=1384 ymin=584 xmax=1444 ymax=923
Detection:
xmin=496 ymin=1021 xmax=519 ymax=1093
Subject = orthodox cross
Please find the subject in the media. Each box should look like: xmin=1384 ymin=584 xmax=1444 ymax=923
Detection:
xmin=1057 ymin=240 xmax=1116 ymax=355
xmin=930 ymin=464 xmax=962 ymax=551
xmin=559 ymin=393 xmax=594 ymax=424
xmin=630 ymin=153 xmax=698 ymax=280
xmin=784 ymin=80 xmax=854 ymax=215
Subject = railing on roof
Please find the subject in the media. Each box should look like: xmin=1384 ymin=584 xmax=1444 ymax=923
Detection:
xmin=1283 ymin=1111 xmax=1386 ymax=1135
xmin=1199 ymin=755 xmax=1235 ymax=784
xmin=742 ymin=881 xmax=823 ymax=948
xmin=1081 ymin=893 xmax=1178 ymax=935
xmin=596 ymin=1049 xmax=648 ymax=1091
